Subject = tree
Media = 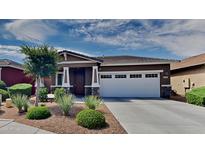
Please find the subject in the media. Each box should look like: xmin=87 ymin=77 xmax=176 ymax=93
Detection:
xmin=21 ymin=45 xmax=59 ymax=106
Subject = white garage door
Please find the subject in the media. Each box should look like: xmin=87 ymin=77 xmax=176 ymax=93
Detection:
xmin=99 ymin=71 xmax=161 ymax=97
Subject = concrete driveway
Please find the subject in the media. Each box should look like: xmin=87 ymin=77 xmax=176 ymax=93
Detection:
xmin=105 ymin=98 xmax=205 ymax=134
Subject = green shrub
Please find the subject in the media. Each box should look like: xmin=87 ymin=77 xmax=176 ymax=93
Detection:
xmin=0 ymin=80 xmax=7 ymax=90
xmin=186 ymin=87 xmax=205 ymax=106
xmin=76 ymin=109 xmax=106 ymax=129
xmin=54 ymin=88 xmax=66 ymax=102
xmin=84 ymin=95 xmax=102 ymax=110
xmin=38 ymin=87 xmax=48 ymax=102
xmin=12 ymin=94 xmax=29 ymax=113
xmin=0 ymin=89 xmax=9 ymax=101
xmin=57 ymin=95 xmax=74 ymax=116
xmin=26 ymin=106 xmax=51 ymax=120
xmin=9 ymin=83 xmax=32 ymax=97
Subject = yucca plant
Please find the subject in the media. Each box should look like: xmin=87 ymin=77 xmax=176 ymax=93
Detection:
xmin=12 ymin=94 xmax=29 ymax=113
xmin=57 ymin=94 xmax=74 ymax=116
xmin=84 ymin=95 xmax=102 ymax=110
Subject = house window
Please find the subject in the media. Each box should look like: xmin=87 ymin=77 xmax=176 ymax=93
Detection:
xmin=115 ymin=74 xmax=126 ymax=78
xmin=130 ymin=74 xmax=142 ymax=78
xmin=57 ymin=73 xmax=63 ymax=85
xmin=145 ymin=74 xmax=158 ymax=78
xmin=101 ymin=75 xmax=112 ymax=79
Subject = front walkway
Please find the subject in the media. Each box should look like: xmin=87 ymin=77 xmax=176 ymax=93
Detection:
xmin=0 ymin=119 xmax=53 ymax=134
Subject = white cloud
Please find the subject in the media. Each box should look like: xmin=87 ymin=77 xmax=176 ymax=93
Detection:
xmin=3 ymin=19 xmax=205 ymax=57
xmin=4 ymin=20 xmax=57 ymax=43
xmin=68 ymin=19 xmax=205 ymax=57
xmin=147 ymin=20 xmax=205 ymax=56
xmin=0 ymin=45 xmax=24 ymax=60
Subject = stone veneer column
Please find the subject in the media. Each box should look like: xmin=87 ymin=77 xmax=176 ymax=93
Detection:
xmin=62 ymin=67 xmax=70 ymax=93
xmin=91 ymin=66 xmax=100 ymax=96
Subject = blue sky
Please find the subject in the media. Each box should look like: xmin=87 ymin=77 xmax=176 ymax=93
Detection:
xmin=1 ymin=19 xmax=205 ymax=63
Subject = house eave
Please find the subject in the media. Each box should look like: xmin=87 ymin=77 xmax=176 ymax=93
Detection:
xmin=101 ymin=62 xmax=171 ymax=66
xmin=171 ymin=63 xmax=205 ymax=71
xmin=0 ymin=65 xmax=23 ymax=70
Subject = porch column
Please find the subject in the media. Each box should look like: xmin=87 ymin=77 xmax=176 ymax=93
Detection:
xmin=62 ymin=67 xmax=70 ymax=87
xmin=91 ymin=66 xmax=100 ymax=96
xmin=91 ymin=66 xmax=100 ymax=87
xmin=0 ymin=67 xmax=2 ymax=81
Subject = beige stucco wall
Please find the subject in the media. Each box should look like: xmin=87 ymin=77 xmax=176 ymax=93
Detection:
xmin=171 ymin=65 xmax=205 ymax=96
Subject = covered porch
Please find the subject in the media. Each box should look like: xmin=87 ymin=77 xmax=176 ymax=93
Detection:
xmin=51 ymin=65 xmax=100 ymax=96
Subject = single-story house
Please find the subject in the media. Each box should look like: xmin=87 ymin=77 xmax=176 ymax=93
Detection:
xmin=0 ymin=59 xmax=35 ymax=92
xmin=171 ymin=53 xmax=205 ymax=96
xmin=44 ymin=50 xmax=172 ymax=98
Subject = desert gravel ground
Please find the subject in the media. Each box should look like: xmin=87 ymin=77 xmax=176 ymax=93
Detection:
xmin=0 ymin=102 xmax=126 ymax=134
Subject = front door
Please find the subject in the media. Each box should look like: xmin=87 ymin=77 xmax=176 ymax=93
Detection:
xmin=73 ymin=68 xmax=85 ymax=95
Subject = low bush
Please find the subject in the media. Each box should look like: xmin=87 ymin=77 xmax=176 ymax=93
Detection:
xmin=0 ymin=89 xmax=9 ymax=101
xmin=0 ymin=80 xmax=7 ymax=90
xmin=186 ymin=87 xmax=205 ymax=106
xmin=9 ymin=83 xmax=32 ymax=97
xmin=84 ymin=95 xmax=102 ymax=110
xmin=26 ymin=106 xmax=51 ymax=120
xmin=12 ymin=94 xmax=29 ymax=113
xmin=39 ymin=87 xmax=48 ymax=102
xmin=76 ymin=109 xmax=106 ymax=129
xmin=57 ymin=94 xmax=74 ymax=116
xmin=54 ymin=88 xmax=66 ymax=102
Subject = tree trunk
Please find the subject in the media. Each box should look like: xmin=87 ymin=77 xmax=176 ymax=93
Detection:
xmin=35 ymin=76 xmax=40 ymax=106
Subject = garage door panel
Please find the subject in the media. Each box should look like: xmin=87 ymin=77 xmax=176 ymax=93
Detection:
xmin=100 ymin=72 xmax=160 ymax=97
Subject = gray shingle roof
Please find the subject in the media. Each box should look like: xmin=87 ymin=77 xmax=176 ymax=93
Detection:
xmin=98 ymin=55 xmax=176 ymax=65
xmin=0 ymin=59 xmax=23 ymax=69
xmin=171 ymin=53 xmax=205 ymax=70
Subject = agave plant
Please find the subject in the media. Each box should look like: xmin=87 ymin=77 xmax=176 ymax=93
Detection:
xmin=12 ymin=94 xmax=29 ymax=113
xmin=54 ymin=88 xmax=66 ymax=102
xmin=57 ymin=94 xmax=74 ymax=116
xmin=84 ymin=95 xmax=102 ymax=110
xmin=22 ymin=98 xmax=30 ymax=112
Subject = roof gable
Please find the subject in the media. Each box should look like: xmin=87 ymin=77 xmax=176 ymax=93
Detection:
xmin=58 ymin=50 xmax=102 ymax=63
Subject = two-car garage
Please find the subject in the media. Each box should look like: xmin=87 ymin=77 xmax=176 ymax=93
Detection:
xmin=99 ymin=71 xmax=161 ymax=98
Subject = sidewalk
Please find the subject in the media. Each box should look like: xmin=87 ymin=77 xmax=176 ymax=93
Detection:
xmin=0 ymin=119 xmax=54 ymax=134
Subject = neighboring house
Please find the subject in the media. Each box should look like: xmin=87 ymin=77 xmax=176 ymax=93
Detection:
xmin=0 ymin=59 xmax=35 ymax=92
xmin=44 ymin=50 xmax=172 ymax=98
xmin=171 ymin=53 xmax=205 ymax=96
